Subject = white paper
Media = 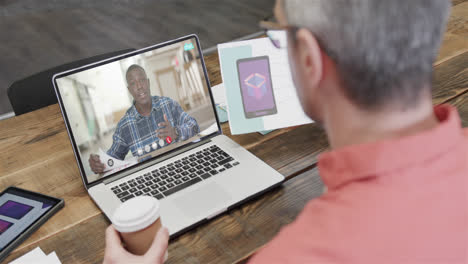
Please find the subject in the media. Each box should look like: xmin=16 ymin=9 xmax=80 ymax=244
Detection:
xmin=98 ymin=149 xmax=138 ymax=178
xmin=9 ymin=247 xmax=61 ymax=264
xmin=98 ymin=148 xmax=135 ymax=171
xmin=211 ymin=83 xmax=227 ymax=107
xmin=9 ymin=247 xmax=46 ymax=264
xmin=44 ymin=251 xmax=61 ymax=264
xmin=199 ymin=122 xmax=219 ymax=136
xmin=218 ymin=34 xmax=313 ymax=134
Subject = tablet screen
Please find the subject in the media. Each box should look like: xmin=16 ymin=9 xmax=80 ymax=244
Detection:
xmin=0 ymin=188 xmax=60 ymax=251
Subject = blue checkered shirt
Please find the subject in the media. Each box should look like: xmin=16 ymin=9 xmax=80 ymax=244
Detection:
xmin=107 ymin=96 xmax=199 ymax=160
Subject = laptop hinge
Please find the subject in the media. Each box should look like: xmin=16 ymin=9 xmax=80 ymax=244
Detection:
xmin=102 ymin=139 xmax=212 ymax=185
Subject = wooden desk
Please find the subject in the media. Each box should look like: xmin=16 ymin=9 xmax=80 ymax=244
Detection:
xmin=1 ymin=1 xmax=467 ymax=263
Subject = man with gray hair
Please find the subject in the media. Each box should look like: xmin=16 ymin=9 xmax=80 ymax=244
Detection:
xmin=102 ymin=0 xmax=467 ymax=263
xmin=247 ymin=0 xmax=467 ymax=263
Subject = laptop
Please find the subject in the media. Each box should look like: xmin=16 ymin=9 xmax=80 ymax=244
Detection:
xmin=52 ymin=34 xmax=285 ymax=237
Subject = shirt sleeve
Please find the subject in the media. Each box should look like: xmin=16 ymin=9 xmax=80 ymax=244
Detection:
xmin=107 ymin=121 xmax=129 ymax=160
xmin=169 ymin=99 xmax=200 ymax=141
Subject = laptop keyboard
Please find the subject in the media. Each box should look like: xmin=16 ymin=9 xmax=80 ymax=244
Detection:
xmin=110 ymin=145 xmax=240 ymax=202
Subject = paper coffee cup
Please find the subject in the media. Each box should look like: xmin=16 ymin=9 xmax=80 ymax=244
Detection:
xmin=112 ymin=196 xmax=165 ymax=256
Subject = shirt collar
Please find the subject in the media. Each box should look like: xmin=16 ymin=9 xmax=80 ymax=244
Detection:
xmin=130 ymin=96 xmax=160 ymax=120
xmin=318 ymin=104 xmax=464 ymax=189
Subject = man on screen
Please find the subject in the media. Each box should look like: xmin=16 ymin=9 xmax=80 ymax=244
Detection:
xmin=88 ymin=64 xmax=199 ymax=174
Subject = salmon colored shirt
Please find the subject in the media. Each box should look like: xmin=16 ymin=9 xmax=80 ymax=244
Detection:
xmin=249 ymin=105 xmax=468 ymax=264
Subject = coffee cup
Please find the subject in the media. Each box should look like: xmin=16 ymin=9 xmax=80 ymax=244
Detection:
xmin=112 ymin=196 xmax=164 ymax=256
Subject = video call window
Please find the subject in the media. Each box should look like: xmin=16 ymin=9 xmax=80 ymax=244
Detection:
xmin=0 ymin=201 xmax=33 ymax=220
xmin=0 ymin=219 xmax=13 ymax=235
xmin=55 ymin=37 xmax=217 ymax=183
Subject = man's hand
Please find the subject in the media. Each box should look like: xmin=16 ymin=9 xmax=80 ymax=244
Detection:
xmin=103 ymin=225 xmax=169 ymax=264
xmin=89 ymin=154 xmax=105 ymax=174
xmin=157 ymin=114 xmax=177 ymax=140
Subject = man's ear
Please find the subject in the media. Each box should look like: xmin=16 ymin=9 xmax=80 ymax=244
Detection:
xmin=295 ymin=28 xmax=324 ymax=89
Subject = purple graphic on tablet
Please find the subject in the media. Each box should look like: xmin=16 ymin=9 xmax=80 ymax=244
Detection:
xmin=0 ymin=219 xmax=13 ymax=235
xmin=0 ymin=200 xmax=33 ymax=220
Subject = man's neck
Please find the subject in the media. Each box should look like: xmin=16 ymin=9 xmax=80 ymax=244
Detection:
xmin=323 ymin=94 xmax=439 ymax=149
xmin=135 ymin=101 xmax=152 ymax=117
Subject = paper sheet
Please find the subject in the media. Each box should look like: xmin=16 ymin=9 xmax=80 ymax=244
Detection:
xmin=211 ymin=83 xmax=229 ymax=123
xmin=98 ymin=149 xmax=138 ymax=177
xmin=9 ymin=247 xmax=46 ymax=264
xmin=9 ymin=247 xmax=61 ymax=264
xmin=217 ymin=33 xmax=313 ymax=135
xmin=218 ymin=32 xmax=313 ymax=135
xmin=199 ymin=122 xmax=219 ymax=136
xmin=44 ymin=251 xmax=61 ymax=264
xmin=211 ymin=83 xmax=227 ymax=107
xmin=98 ymin=148 xmax=132 ymax=171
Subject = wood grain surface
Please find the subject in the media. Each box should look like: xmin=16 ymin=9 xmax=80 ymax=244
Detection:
xmin=432 ymin=51 xmax=468 ymax=105
xmin=435 ymin=1 xmax=468 ymax=65
xmin=449 ymin=92 xmax=468 ymax=127
xmin=1 ymin=1 xmax=467 ymax=263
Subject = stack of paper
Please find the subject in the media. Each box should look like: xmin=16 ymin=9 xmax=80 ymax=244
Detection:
xmin=9 ymin=247 xmax=61 ymax=264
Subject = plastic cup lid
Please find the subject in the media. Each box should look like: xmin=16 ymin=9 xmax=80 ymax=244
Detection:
xmin=112 ymin=196 xmax=160 ymax=233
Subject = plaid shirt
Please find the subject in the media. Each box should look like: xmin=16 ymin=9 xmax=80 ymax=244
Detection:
xmin=107 ymin=96 xmax=199 ymax=160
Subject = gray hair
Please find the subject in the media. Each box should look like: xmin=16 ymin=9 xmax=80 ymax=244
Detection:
xmin=284 ymin=0 xmax=451 ymax=110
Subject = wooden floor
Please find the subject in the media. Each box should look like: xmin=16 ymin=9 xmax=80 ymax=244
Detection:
xmin=0 ymin=0 xmax=274 ymax=115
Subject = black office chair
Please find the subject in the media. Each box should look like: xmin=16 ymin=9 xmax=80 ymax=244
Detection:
xmin=7 ymin=48 xmax=135 ymax=116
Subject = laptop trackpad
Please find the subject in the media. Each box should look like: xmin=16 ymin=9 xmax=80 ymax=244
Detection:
xmin=173 ymin=182 xmax=231 ymax=219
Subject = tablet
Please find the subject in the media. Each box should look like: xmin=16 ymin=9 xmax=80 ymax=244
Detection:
xmin=0 ymin=186 xmax=64 ymax=262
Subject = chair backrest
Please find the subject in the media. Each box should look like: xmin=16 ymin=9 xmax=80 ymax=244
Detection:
xmin=7 ymin=48 xmax=135 ymax=115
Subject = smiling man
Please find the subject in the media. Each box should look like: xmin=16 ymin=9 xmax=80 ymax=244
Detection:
xmin=102 ymin=0 xmax=467 ymax=263
xmin=88 ymin=64 xmax=199 ymax=174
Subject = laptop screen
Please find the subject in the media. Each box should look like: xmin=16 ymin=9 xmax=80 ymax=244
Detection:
xmin=54 ymin=36 xmax=219 ymax=184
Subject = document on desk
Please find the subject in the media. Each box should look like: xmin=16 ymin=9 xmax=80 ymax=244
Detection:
xmin=9 ymin=247 xmax=61 ymax=264
xmin=218 ymin=32 xmax=313 ymax=134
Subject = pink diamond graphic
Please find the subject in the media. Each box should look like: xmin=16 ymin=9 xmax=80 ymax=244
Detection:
xmin=244 ymin=73 xmax=266 ymax=99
